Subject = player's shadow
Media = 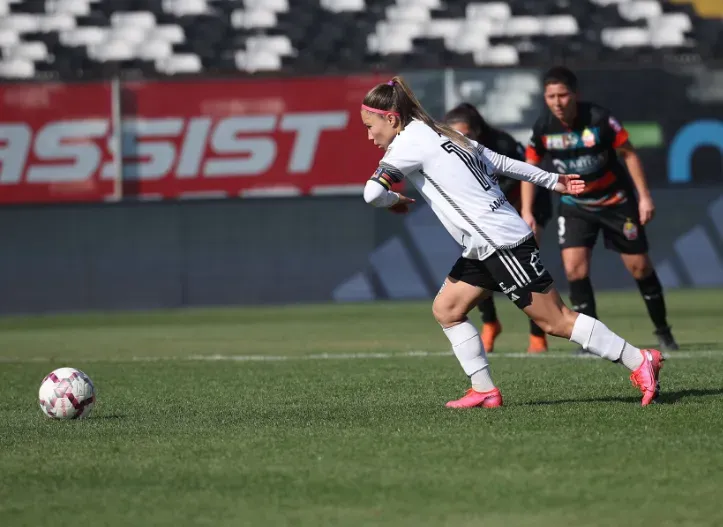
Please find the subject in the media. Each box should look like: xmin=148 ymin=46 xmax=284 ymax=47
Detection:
xmin=522 ymin=388 xmax=723 ymax=406
xmin=656 ymin=388 xmax=723 ymax=404
xmin=93 ymin=414 xmax=125 ymax=420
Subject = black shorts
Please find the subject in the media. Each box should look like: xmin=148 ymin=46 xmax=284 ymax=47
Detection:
xmin=557 ymin=199 xmax=648 ymax=254
xmin=449 ymin=238 xmax=555 ymax=309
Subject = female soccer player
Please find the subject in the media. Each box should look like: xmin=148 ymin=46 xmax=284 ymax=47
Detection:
xmin=361 ymin=76 xmax=663 ymax=408
xmin=522 ymin=67 xmax=678 ymax=353
xmin=444 ymin=103 xmax=552 ymax=354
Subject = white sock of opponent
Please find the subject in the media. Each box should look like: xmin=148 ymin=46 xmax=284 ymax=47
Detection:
xmin=570 ymin=313 xmax=643 ymax=370
xmin=443 ymin=319 xmax=496 ymax=392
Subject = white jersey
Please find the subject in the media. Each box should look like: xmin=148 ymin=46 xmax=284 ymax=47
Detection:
xmin=376 ymin=120 xmax=559 ymax=260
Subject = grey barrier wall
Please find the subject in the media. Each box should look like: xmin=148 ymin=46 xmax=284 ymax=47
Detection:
xmin=1 ymin=186 xmax=722 ymax=314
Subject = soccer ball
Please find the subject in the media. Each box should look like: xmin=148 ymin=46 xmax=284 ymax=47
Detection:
xmin=38 ymin=367 xmax=96 ymax=419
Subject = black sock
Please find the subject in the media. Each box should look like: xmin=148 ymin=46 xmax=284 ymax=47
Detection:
xmin=569 ymin=277 xmax=597 ymax=319
xmin=478 ymin=296 xmax=498 ymax=324
xmin=636 ymin=271 xmax=669 ymax=332
xmin=529 ymin=319 xmax=545 ymax=337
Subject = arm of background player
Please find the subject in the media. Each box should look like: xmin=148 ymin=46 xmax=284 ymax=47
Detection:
xmin=520 ymin=145 xmax=542 ymax=231
xmin=616 ymin=140 xmax=655 ymax=224
xmin=482 ymin=147 xmax=559 ymax=190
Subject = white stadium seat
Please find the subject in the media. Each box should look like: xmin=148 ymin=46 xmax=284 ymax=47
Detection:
xmin=60 ymin=27 xmax=107 ymax=46
xmin=136 ymin=39 xmax=173 ymax=60
xmin=5 ymin=41 xmax=49 ymax=61
xmin=155 ymin=53 xmax=202 ymax=74
xmin=601 ymin=27 xmax=651 ymax=48
xmin=236 ymin=50 xmax=282 ymax=72
xmin=243 ymin=0 xmax=288 ymax=12
xmin=46 ymin=0 xmax=91 ymax=16
xmin=110 ymin=12 xmax=157 ymax=30
xmin=40 ymin=13 xmax=77 ymax=32
xmin=321 ymin=0 xmax=365 ymax=12
xmin=466 ymin=2 xmax=512 ymax=22
xmin=89 ymin=39 xmax=135 ymax=61
xmin=149 ymin=25 xmax=185 ymax=44
xmin=543 ymin=15 xmax=580 ymax=36
xmin=0 ymin=58 xmax=34 ymax=77
xmin=474 ymin=45 xmax=519 ymax=66
xmin=0 ymin=29 xmax=19 ymax=47
xmin=0 ymin=14 xmax=41 ymax=33
xmin=618 ymin=1 xmax=662 ymax=22
xmin=231 ymin=9 xmax=278 ymax=29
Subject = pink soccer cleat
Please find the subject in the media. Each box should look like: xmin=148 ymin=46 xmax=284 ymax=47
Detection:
xmin=630 ymin=349 xmax=664 ymax=406
xmin=446 ymin=387 xmax=503 ymax=408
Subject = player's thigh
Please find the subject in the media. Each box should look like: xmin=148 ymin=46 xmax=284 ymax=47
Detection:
xmin=600 ymin=202 xmax=649 ymax=255
xmin=521 ymin=287 xmax=578 ymax=338
xmin=433 ymin=260 xmax=492 ymax=327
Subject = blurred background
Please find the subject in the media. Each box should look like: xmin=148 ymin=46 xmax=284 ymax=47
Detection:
xmin=0 ymin=0 xmax=720 ymax=314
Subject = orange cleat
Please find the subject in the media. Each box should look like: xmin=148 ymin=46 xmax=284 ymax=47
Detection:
xmin=527 ymin=334 xmax=548 ymax=354
xmin=445 ymin=387 xmax=503 ymax=408
xmin=630 ymin=349 xmax=664 ymax=406
xmin=481 ymin=321 xmax=502 ymax=353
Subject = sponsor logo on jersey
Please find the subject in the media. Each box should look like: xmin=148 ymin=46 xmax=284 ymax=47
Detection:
xmin=543 ymin=127 xmax=601 ymax=151
xmin=551 ymin=153 xmax=608 ymax=174
xmin=623 ymin=218 xmax=639 ymax=240
xmin=582 ymin=128 xmax=597 ymax=147
xmin=489 ymin=195 xmax=508 ymax=212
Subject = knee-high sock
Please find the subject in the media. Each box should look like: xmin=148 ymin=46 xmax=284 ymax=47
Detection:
xmin=443 ymin=319 xmax=496 ymax=392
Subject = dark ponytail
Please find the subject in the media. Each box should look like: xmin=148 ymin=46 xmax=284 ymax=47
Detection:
xmin=444 ymin=102 xmax=494 ymax=143
xmin=362 ymin=76 xmax=472 ymax=150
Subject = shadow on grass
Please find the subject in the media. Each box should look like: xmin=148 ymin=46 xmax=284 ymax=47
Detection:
xmin=520 ymin=388 xmax=723 ymax=406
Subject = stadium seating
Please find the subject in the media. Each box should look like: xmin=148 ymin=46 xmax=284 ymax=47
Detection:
xmin=0 ymin=0 xmax=718 ymax=80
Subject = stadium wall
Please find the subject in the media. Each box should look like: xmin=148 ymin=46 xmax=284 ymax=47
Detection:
xmin=0 ymin=64 xmax=721 ymax=313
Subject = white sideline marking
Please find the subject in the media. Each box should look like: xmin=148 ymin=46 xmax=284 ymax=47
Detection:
xmin=0 ymin=350 xmax=721 ymax=363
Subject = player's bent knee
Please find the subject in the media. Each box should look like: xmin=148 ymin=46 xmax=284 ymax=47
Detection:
xmin=432 ymin=299 xmax=467 ymax=327
xmin=564 ymin=265 xmax=589 ymax=282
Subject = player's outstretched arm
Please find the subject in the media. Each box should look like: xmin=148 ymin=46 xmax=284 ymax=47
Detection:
xmin=482 ymin=147 xmax=559 ymax=190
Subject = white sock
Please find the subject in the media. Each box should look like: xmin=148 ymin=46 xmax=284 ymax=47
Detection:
xmin=570 ymin=313 xmax=640 ymax=368
xmin=620 ymin=343 xmax=644 ymax=371
xmin=443 ymin=319 xmax=495 ymax=392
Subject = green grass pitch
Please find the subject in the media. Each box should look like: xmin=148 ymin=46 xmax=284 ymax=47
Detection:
xmin=1 ymin=288 xmax=722 ymax=527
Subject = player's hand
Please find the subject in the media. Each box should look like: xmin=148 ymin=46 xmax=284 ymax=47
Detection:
xmin=554 ymin=174 xmax=585 ymax=195
xmin=388 ymin=193 xmax=415 ymax=214
xmin=638 ymin=194 xmax=655 ymax=225
xmin=521 ymin=210 xmax=537 ymax=236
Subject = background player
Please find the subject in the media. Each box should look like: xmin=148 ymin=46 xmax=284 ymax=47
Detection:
xmin=444 ymin=103 xmax=552 ymax=353
xmin=361 ymin=76 xmax=663 ymax=408
xmin=522 ymin=67 xmax=679 ymax=352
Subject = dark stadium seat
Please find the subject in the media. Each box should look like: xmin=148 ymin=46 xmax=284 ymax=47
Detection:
xmin=0 ymin=0 xmax=715 ymax=79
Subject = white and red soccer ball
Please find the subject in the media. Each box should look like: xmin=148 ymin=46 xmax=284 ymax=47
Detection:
xmin=38 ymin=367 xmax=96 ymax=419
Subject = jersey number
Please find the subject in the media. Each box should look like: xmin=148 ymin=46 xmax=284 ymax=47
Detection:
xmin=441 ymin=141 xmax=491 ymax=191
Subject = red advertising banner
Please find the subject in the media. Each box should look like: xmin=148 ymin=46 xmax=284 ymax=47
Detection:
xmin=0 ymin=74 xmax=388 ymax=204
xmin=0 ymin=81 xmax=115 ymax=204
